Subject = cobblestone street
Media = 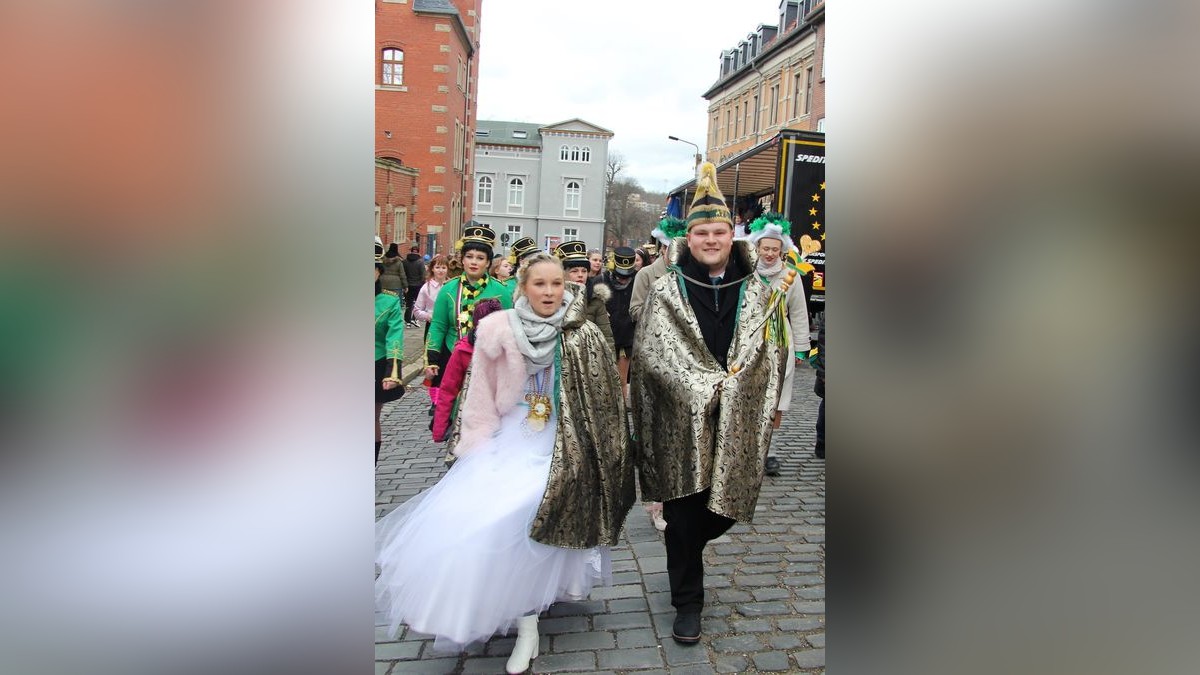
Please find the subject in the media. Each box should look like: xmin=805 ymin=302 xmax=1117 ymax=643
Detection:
xmin=376 ymin=366 xmax=825 ymax=674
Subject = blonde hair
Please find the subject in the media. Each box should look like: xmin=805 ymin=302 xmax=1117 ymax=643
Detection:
xmin=515 ymin=252 xmax=564 ymax=293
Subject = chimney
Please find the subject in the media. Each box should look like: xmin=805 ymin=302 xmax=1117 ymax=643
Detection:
xmin=780 ymin=0 xmax=800 ymax=31
xmin=758 ymin=24 xmax=778 ymax=48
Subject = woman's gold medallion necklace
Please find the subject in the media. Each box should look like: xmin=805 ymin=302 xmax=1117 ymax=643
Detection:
xmin=523 ymin=365 xmax=552 ymax=433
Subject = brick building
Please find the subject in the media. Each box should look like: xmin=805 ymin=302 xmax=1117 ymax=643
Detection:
xmin=376 ymin=0 xmax=482 ymax=254
xmin=703 ymin=0 xmax=825 ymax=165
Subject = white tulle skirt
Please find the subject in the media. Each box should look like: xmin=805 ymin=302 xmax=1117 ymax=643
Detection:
xmin=375 ymin=405 xmax=611 ymax=651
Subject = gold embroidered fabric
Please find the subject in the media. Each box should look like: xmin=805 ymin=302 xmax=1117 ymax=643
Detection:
xmin=630 ymin=239 xmax=786 ymax=522
xmin=446 ymin=291 xmax=636 ymax=549
xmin=528 ymin=290 xmax=635 ymax=548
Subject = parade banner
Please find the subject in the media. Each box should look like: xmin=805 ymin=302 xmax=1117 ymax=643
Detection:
xmin=777 ymin=132 xmax=825 ymax=306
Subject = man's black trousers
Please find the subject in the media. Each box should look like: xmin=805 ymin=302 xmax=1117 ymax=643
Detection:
xmin=663 ymin=489 xmax=735 ymax=613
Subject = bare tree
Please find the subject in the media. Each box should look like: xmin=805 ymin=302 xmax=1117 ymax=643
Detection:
xmin=601 ymin=152 xmax=664 ymax=248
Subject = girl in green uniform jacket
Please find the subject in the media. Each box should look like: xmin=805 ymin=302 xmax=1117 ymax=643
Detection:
xmin=376 ymin=242 xmax=406 ymax=464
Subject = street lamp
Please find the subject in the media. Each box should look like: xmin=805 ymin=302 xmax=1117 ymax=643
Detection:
xmin=667 ymin=135 xmax=702 ymax=174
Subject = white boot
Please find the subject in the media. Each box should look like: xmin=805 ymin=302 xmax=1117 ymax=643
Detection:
xmin=505 ymin=614 xmax=539 ymax=674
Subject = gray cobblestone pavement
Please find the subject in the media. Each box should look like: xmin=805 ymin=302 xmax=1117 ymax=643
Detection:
xmin=376 ymin=366 xmax=825 ymax=674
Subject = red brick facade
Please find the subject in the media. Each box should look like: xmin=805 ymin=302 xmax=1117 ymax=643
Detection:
xmin=376 ymin=0 xmax=482 ymax=254
xmin=375 ymin=159 xmax=418 ymax=247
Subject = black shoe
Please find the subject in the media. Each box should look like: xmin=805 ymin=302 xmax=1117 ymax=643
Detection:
xmin=814 ymin=444 xmax=825 ymax=459
xmin=672 ymin=611 xmax=701 ymax=644
xmin=428 ymin=404 xmax=436 ymax=417
xmin=764 ymin=456 xmax=782 ymax=476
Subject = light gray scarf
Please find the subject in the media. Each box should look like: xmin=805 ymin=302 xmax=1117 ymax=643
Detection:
xmin=509 ymin=291 xmax=574 ymax=374
xmin=757 ymin=258 xmax=783 ymax=279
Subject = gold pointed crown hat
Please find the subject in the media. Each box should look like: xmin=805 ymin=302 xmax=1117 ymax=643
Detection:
xmin=685 ymin=162 xmax=732 ymax=230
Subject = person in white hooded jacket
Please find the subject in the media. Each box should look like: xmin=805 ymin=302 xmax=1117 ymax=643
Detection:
xmin=743 ymin=213 xmax=814 ymax=476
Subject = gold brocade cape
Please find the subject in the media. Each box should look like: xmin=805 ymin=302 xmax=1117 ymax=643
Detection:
xmin=630 ymin=238 xmax=786 ymax=522
xmin=448 ymin=288 xmax=636 ymax=549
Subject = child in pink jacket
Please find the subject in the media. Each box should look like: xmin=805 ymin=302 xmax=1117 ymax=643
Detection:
xmin=431 ymin=298 xmax=502 ymax=442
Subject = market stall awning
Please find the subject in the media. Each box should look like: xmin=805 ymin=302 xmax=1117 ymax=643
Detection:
xmin=668 ymin=134 xmax=781 ymax=202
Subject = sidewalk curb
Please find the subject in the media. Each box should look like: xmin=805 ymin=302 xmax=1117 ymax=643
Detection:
xmin=401 ymin=362 xmax=425 ymax=386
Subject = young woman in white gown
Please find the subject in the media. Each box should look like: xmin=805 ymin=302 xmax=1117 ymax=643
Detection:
xmin=376 ymin=253 xmax=635 ymax=674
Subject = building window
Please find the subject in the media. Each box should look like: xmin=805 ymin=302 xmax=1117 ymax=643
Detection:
xmin=453 ymin=120 xmax=464 ymax=171
xmin=382 ymin=49 xmax=403 ymax=85
xmin=711 ymin=115 xmax=719 ymax=147
xmin=769 ymin=83 xmax=780 ymax=126
xmin=508 ymin=177 xmax=524 ymax=213
xmin=734 ymin=104 xmax=741 ymax=139
xmin=476 ymin=175 xmax=493 ymax=207
xmin=563 ymin=227 xmax=579 ymax=239
xmin=752 ymin=95 xmax=760 ymax=133
xmin=744 ymin=99 xmax=751 ymax=134
xmin=457 ymin=57 xmax=465 ymax=91
xmin=564 ymin=181 xmax=581 ymax=214
xmin=805 ymin=66 xmax=814 ymax=115
xmin=793 ymin=71 xmax=803 ymax=118
xmin=727 ymin=107 xmax=734 ymax=142
xmin=393 ymin=207 xmax=407 ymax=245
xmin=506 ymin=224 xmax=523 ymax=245
xmin=512 ymin=130 xmax=528 ymax=139
xmin=375 ymin=205 xmax=381 ymax=237
xmin=559 ymin=145 xmax=590 ymax=163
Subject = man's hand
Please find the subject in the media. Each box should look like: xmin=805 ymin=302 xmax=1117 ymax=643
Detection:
xmin=382 ymin=378 xmax=401 ymax=391
xmin=424 ymin=365 xmax=439 ymax=378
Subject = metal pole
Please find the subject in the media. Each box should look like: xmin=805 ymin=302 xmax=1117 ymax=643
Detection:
xmin=733 ymin=162 xmax=740 ymax=225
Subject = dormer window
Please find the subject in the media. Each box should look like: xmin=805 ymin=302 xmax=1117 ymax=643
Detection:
xmin=512 ymin=130 xmax=528 ymax=139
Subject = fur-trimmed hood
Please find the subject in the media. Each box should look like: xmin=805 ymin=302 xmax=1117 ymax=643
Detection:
xmin=587 ymin=276 xmax=611 ymax=304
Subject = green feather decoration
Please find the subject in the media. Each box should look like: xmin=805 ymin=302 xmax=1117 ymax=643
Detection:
xmin=656 ymin=216 xmax=687 ymax=240
xmin=748 ymin=212 xmax=792 ymax=235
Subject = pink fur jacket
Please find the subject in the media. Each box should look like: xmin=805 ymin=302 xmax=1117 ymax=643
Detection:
xmin=453 ymin=310 xmax=528 ymax=456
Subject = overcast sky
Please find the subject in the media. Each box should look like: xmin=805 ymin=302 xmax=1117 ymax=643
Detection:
xmin=476 ymin=0 xmax=786 ymax=195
